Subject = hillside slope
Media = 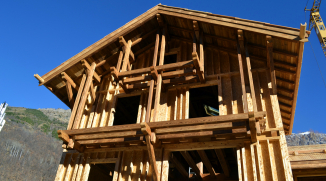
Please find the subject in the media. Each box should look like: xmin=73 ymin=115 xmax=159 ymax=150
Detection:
xmin=0 ymin=107 xmax=68 ymax=181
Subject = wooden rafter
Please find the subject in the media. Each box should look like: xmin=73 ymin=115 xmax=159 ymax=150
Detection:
xmin=180 ymin=151 xmax=202 ymax=178
xmin=197 ymin=150 xmax=216 ymax=177
xmin=215 ymin=149 xmax=230 ymax=177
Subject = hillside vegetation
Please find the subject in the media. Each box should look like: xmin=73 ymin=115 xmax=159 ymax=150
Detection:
xmin=0 ymin=107 xmax=68 ymax=181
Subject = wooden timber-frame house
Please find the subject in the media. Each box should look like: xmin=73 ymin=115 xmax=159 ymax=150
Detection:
xmin=34 ymin=4 xmax=324 ymax=181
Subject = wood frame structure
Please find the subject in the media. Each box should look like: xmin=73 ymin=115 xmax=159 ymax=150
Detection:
xmin=34 ymin=4 xmax=310 ymax=181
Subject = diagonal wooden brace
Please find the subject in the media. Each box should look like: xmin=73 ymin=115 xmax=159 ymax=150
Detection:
xmin=140 ymin=122 xmax=159 ymax=181
xmin=192 ymin=52 xmax=205 ymax=83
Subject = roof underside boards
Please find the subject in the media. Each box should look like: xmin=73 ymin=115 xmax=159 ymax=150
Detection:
xmin=36 ymin=4 xmax=308 ymax=135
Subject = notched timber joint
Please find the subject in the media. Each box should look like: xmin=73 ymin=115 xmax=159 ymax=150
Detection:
xmin=248 ymin=111 xmax=267 ymax=143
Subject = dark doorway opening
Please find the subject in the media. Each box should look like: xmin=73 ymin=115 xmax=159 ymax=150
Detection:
xmin=189 ymin=85 xmax=219 ymax=118
xmin=88 ymin=163 xmax=115 ymax=181
xmin=113 ymin=95 xmax=141 ymax=125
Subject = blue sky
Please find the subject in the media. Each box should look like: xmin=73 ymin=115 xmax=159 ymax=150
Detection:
xmin=0 ymin=0 xmax=325 ymax=133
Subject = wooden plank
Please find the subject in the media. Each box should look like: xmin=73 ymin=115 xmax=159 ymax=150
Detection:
xmin=81 ymin=59 xmax=101 ymax=84
xmin=162 ymin=68 xmax=196 ymax=79
xmin=119 ymin=36 xmax=135 ymax=63
xmin=215 ymin=149 xmax=230 ymax=177
xmin=200 ymin=31 xmax=204 ymax=69
xmin=156 ymin=60 xmax=194 ymax=71
xmin=237 ymin=148 xmax=243 ymax=181
xmin=164 ymin=139 xmax=247 ymax=151
xmin=73 ymin=63 xmax=96 ymax=129
xmin=180 ymin=151 xmax=202 ymax=178
xmin=192 ymin=52 xmax=205 ymax=83
xmin=74 ymin=130 xmax=143 ymax=140
xmin=62 ymin=112 xmax=264 ymax=136
xmin=152 ymin=29 xmax=160 ymax=66
xmin=65 ymin=81 xmax=75 ymax=108
xmin=54 ymin=153 xmax=71 ymax=181
xmin=152 ymin=73 xmax=162 ymax=122
xmin=256 ymin=142 xmax=265 ymax=181
xmin=250 ymin=144 xmax=258 ymax=181
xmin=67 ymin=74 xmax=86 ymax=130
xmin=145 ymin=80 xmax=155 ymax=123
xmin=241 ymin=147 xmax=248 ymax=181
xmin=112 ymin=151 xmax=122 ymax=181
xmin=157 ymin=7 xmax=300 ymax=40
xmin=289 ymin=23 xmax=306 ymax=134
xmin=237 ymin=31 xmax=248 ymax=113
xmin=121 ymin=40 xmax=132 ymax=71
xmin=34 ymin=74 xmax=44 ymax=84
xmin=197 ymin=150 xmax=216 ymax=177
xmin=266 ymin=36 xmax=277 ymax=95
xmin=244 ymin=45 xmax=258 ymax=112
xmin=89 ymin=158 xmax=117 ymax=164
xmin=77 ymin=136 xmax=144 ymax=145
xmin=58 ymin=130 xmax=70 ymax=143
xmin=61 ymin=72 xmax=79 ymax=90
xmin=122 ymin=75 xmax=152 ymax=84
xmin=116 ymin=50 xmax=124 ymax=72
xmin=159 ymin=27 xmax=166 ymax=65
xmin=161 ymin=150 xmax=170 ymax=181
xmin=145 ymin=134 xmax=159 ymax=181
xmin=155 ymin=122 xmax=235 ymax=134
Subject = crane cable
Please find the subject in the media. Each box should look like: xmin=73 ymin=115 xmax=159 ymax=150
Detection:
xmin=305 ymin=0 xmax=326 ymax=87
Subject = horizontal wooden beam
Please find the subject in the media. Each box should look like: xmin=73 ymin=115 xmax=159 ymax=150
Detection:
xmin=155 ymin=122 xmax=245 ymax=134
xmin=89 ymin=158 xmax=117 ymax=164
xmin=164 ymin=139 xmax=247 ymax=151
xmin=75 ymin=130 xmax=144 ymax=140
xmin=77 ymin=136 xmax=145 ymax=145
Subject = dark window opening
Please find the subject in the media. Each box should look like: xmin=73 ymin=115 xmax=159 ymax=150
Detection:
xmin=88 ymin=163 xmax=115 ymax=181
xmin=113 ymin=95 xmax=141 ymax=125
xmin=189 ymin=85 xmax=219 ymax=118
xmin=168 ymin=149 xmax=238 ymax=180
xmin=163 ymin=54 xmax=177 ymax=65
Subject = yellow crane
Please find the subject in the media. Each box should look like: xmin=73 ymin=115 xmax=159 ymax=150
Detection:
xmin=305 ymin=0 xmax=326 ymax=57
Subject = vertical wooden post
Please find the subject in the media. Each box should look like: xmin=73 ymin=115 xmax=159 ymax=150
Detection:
xmin=73 ymin=62 xmax=96 ymax=129
xmin=237 ymin=31 xmax=249 ymax=113
xmin=152 ymin=29 xmax=160 ymax=66
xmin=266 ymin=36 xmax=277 ymax=95
xmin=145 ymin=80 xmax=154 ymax=123
xmin=116 ymin=49 xmax=124 ymax=72
xmin=245 ymin=45 xmax=258 ymax=112
xmin=67 ymin=74 xmax=86 ymax=130
xmin=200 ymin=31 xmax=204 ymax=69
xmin=152 ymin=28 xmax=165 ymax=122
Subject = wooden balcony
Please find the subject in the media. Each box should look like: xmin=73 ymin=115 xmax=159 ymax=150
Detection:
xmin=58 ymin=111 xmax=270 ymax=153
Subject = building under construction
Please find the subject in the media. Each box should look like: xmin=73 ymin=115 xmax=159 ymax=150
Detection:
xmin=34 ymin=4 xmax=326 ymax=181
